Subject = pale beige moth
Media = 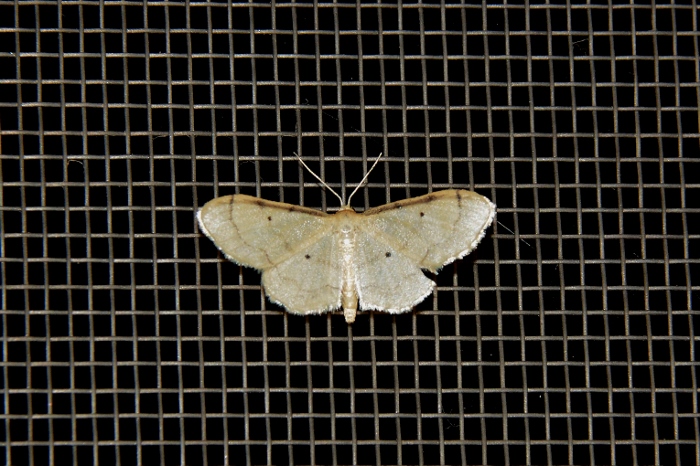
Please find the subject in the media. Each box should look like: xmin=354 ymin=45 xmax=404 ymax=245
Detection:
xmin=197 ymin=156 xmax=495 ymax=323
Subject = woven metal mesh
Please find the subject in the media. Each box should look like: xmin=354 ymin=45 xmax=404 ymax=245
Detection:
xmin=1 ymin=1 xmax=699 ymax=465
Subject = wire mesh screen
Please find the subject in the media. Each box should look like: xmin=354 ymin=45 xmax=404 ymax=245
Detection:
xmin=1 ymin=1 xmax=698 ymax=465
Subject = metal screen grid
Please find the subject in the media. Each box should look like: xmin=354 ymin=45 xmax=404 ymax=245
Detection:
xmin=0 ymin=1 xmax=699 ymax=465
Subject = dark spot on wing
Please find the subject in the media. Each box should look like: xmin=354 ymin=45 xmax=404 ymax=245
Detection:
xmin=364 ymin=192 xmax=445 ymax=214
xmin=279 ymin=203 xmax=329 ymax=216
xmin=385 ymin=252 xmax=391 ymax=257
xmin=305 ymin=254 xmax=311 ymax=259
xmin=267 ymin=216 xmax=272 ymax=221
xmin=420 ymin=212 xmax=425 ymax=217
xmin=240 ymin=196 xmax=327 ymax=217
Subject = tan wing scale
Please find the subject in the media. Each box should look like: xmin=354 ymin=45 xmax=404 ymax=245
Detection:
xmin=262 ymin=232 xmax=342 ymax=314
xmin=354 ymin=229 xmax=435 ymax=312
xmin=197 ymin=194 xmax=332 ymax=270
xmin=361 ymin=190 xmax=495 ymax=272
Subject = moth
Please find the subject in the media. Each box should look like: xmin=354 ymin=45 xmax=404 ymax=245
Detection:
xmin=197 ymin=155 xmax=495 ymax=323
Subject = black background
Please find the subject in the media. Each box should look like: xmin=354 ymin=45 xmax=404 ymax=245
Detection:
xmin=0 ymin=1 xmax=698 ymax=465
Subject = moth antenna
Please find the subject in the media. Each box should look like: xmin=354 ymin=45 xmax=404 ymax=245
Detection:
xmin=346 ymin=152 xmax=384 ymax=206
xmin=294 ymin=153 xmax=344 ymax=207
